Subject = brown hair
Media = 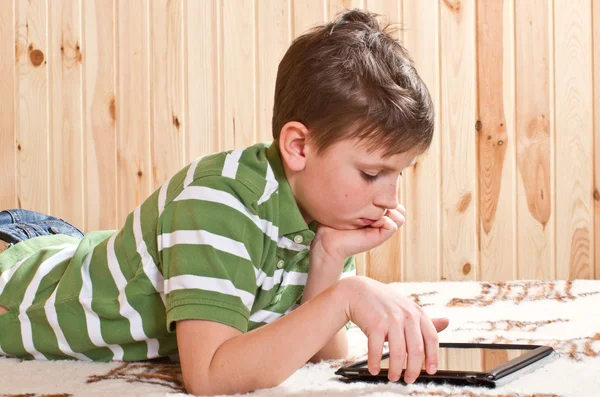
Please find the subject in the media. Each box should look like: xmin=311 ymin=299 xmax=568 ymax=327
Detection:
xmin=272 ymin=9 xmax=434 ymax=157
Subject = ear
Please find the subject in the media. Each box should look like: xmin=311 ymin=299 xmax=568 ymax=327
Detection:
xmin=278 ymin=121 xmax=310 ymax=172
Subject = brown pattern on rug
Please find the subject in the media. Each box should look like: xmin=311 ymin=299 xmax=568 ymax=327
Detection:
xmin=471 ymin=332 xmax=600 ymax=361
xmin=456 ymin=318 xmax=570 ymax=332
xmin=87 ymin=360 xmax=184 ymax=392
xmin=407 ymin=392 xmax=560 ymax=397
xmin=410 ymin=291 xmax=438 ymax=307
xmin=0 ymin=394 xmax=72 ymax=397
xmin=447 ymin=281 xmax=599 ymax=308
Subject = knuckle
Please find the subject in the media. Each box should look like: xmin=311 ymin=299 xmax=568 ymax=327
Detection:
xmin=408 ymin=344 xmax=425 ymax=356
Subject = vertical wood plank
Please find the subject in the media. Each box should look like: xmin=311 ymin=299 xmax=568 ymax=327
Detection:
xmin=150 ymin=0 xmax=184 ymax=189
xmin=402 ymin=0 xmax=441 ymax=282
xmin=440 ymin=0 xmax=477 ymax=281
xmin=328 ymin=0 xmax=363 ymax=21
xmin=257 ymin=1 xmax=290 ymax=144
xmin=362 ymin=0 xmax=403 ymax=283
xmin=223 ymin=0 xmax=255 ymax=150
xmin=515 ymin=0 xmax=553 ymax=280
xmin=48 ymin=0 xmax=84 ymax=228
xmin=554 ymin=0 xmax=593 ymax=280
xmin=83 ymin=0 xmax=118 ymax=231
xmin=16 ymin=0 xmax=49 ymax=213
xmin=185 ymin=0 xmax=222 ymax=162
xmin=116 ymin=0 xmax=151 ymax=224
xmin=477 ymin=0 xmax=516 ymax=281
xmin=292 ymin=0 xmax=325 ymax=37
xmin=0 ymin=0 xmax=17 ymax=209
xmin=594 ymin=0 xmax=600 ymax=279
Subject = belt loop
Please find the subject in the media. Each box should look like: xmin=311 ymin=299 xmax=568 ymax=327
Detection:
xmin=6 ymin=209 xmax=18 ymax=223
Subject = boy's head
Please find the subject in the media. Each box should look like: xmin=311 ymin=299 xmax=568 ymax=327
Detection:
xmin=272 ymin=9 xmax=434 ymax=230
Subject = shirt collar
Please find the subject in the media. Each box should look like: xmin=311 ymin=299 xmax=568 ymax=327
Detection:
xmin=266 ymin=142 xmax=316 ymax=237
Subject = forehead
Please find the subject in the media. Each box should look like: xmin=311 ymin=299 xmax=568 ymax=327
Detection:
xmin=340 ymin=138 xmax=418 ymax=169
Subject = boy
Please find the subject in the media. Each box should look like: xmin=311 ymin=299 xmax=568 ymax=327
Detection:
xmin=0 ymin=9 xmax=449 ymax=396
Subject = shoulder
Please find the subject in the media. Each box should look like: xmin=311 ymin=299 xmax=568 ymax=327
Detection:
xmin=163 ymin=143 xmax=273 ymax=215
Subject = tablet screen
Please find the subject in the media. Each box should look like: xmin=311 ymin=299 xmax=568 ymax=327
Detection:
xmin=361 ymin=347 xmax=535 ymax=372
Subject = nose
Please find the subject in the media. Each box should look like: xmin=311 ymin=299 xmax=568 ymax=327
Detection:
xmin=374 ymin=178 xmax=399 ymax=210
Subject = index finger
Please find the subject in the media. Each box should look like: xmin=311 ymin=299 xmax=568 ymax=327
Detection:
xmin=367 ymin=331 xmax=386 ymax=376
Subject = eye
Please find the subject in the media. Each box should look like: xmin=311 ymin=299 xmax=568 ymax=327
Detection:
xmin=361 ymin=171 xmax=379 ymax=182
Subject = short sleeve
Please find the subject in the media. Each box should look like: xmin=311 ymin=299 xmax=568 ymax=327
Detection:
xmin=158 ymin=177 xmax=264 ymax=333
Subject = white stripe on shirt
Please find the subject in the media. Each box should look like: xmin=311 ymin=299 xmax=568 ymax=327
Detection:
xmin=257 ymin=163 xmax=278 ymax=205
xmin=133 ymin=206 xmax=166 ymax=306
xmin=107 ymin=233 xmax=160 ymax=359
xmin=158 ymin=230 xmax=251 ymax=261
xmin=0 ymin=245 xmax=71 ymax=296
xmin=19 ymin=245 xmax=77 ymax=360
xmin=44 ymin=287 xmax=91 ymax=361
xmin=222 ymin=149 xmax=243 ymax=179
xmin=79 ymin=251 xmax=125 ymax=360
xmin=277 ymin=236 xmax=309 ymax=252
xmin=174 ymin=186 xmax=279 ymax=242
xmin=165 ymin=274 xmax=255 ymax=311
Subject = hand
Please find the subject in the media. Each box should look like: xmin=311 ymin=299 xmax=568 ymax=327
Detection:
xmin=341 ymin=276 xmax=450 ymax=384
xmin=311 ymin=204 xmax=406 ymax=261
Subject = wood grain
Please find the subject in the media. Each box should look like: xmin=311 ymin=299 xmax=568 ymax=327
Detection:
xmin=0 ymin=0 xmax=17 ymax=209
xmin=328 ymin=0 xmax=362 ymax=20
xmin=48 ymin=0 xmax=84 ymax=229
xmin=83 ymin=0 xmax=118 ymax=231
xmin=257 ymin=1 xmax=290 ymax=144
xmin=362 ymin=0 xmax=403 ymax=283
xmin=554 ymin=0 xmax=593 ymax=280
xmin=150 ymin=0 xmax=184 ymax=190
xmin=16 ymin=0 xmax=49 ymax=213
xmin=185 ymin=0 xmax=223 ymax=162
xmin=477 ymin=0 xmax=516 ymax=281
xmin=594 ymin=0 xmax=600 ymax=279
xmin=440 ymin=0 xmax=478 ymax=281
xmin=515 ymin=0 xmax=553 ymax=280
xmin=401 ymin=0 xmax=441 ymax=282
xmin=223 ymin=0 xmax=255 ymax=150
xmin=115 ymin=0 xmax=151 ymax=225
xmin=292 ymin=0 xmax=325 ymax=37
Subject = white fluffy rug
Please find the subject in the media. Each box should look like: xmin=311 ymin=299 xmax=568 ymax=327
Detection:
xmin=1 ymin=280 xmax=599 ymax=397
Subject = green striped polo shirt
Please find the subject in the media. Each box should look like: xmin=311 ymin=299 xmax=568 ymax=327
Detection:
xmin=0 ymin=142 xmax=355 ymax=362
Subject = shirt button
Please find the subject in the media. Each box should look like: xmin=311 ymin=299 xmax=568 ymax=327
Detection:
xmin=276 ymin=260 xmax=284 ymax=269
xmin=293 ymin=235 xmax=303 ymax=244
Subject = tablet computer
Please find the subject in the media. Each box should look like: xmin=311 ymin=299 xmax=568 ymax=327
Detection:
xmin=335 ymin=343 xmax=559 ymax=388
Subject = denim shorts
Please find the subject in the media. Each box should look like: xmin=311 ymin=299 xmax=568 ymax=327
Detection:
xmin=0 ymin=209 xmax=85 ymax=248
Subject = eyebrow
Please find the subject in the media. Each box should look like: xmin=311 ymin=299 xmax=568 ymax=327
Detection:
xmin=359 ymin=158 xmax=417 ymax=172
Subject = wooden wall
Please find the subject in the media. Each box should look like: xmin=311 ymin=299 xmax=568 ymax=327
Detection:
xmin=0 ymin=0 xmax=598 ymax=283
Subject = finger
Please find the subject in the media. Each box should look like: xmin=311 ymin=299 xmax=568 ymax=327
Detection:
xmin=403 ymin=312 xmax=425 ymax=384
xmin=386 ymin=322 xmax=406 ymax=382
xmin=370 ymin=216 xmax=387 ymax=229
xmin=421 ymin=315 xmax=441 ymax=375
xmin=367 ymin=331 xmax=386 ymax=376
xmin=432 ymin=317 xmax=450 ymax=333
xmin=396 ymin=204 xmax=406 ymax=217
xmin=385 ymin=208 xmax=405 ymax=228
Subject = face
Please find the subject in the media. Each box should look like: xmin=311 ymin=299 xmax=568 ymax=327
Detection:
xmin=292 ymin=137 xmax=417 ymax=230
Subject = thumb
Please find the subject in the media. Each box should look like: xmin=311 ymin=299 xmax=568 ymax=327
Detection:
xmin=433 ymin=317 xmax=450 ymax=333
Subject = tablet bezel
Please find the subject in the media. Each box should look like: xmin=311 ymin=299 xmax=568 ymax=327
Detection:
xmin=334 ymin=342 xmax=556 ymax=388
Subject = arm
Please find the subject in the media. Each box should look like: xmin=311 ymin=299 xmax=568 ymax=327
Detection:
xmin=301 ymin=248 xmax=349 ymax=362
xmin=178 ymin=279 xmax=351 ymax=396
